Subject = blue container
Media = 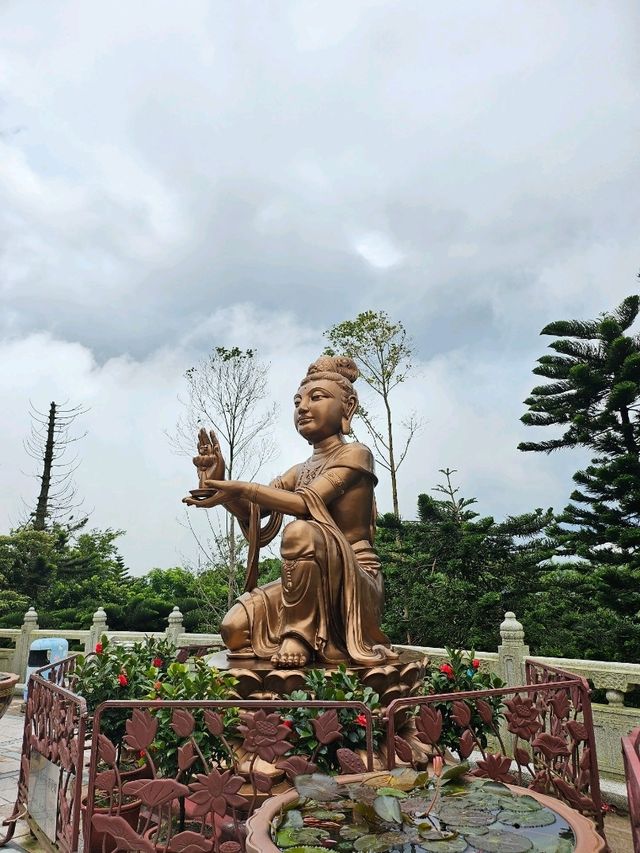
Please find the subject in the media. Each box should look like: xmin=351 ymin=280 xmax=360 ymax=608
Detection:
xmin=24 ymin=637 xmax=69 ymax=699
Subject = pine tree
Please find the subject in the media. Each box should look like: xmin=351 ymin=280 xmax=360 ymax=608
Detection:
xmin=519 ymin=293 xmax=640 ymax=568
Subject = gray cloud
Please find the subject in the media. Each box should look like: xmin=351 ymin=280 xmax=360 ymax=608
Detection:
xmin=0 ymin=1 xmax=638 ymax=571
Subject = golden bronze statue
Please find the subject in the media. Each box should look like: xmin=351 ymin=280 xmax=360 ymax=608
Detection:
xmin=183 ymin=355 xmax=397 ymax=669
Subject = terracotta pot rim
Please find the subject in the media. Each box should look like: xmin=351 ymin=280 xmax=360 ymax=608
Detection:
xmin=244 ymin=772 xmax=606 ymax=853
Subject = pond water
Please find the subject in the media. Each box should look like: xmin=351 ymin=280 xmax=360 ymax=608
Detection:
xmin=271 ymin=771 xmax=576 ymax=853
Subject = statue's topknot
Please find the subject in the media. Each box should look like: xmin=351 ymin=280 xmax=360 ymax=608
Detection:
xmin=306 ymin=355 xmax=358 ymax=385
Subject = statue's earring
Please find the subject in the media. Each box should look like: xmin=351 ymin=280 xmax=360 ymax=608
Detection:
xmin=341 ymin=416 xmax=351 ymax=435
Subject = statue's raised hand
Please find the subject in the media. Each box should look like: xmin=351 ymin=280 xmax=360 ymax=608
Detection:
xmin=193 ymin=427 xmax=225 ymax=488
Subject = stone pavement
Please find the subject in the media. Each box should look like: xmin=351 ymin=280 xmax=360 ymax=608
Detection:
xmin=0 ymin=699 xmax=634 ymax=851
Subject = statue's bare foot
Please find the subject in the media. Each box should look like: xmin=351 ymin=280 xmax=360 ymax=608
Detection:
xmin=271 ymin=637 xmax=310 ymax=668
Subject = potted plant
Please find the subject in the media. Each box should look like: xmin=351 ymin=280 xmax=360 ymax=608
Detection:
xmin=0 ymin=672 xmax=19 ymax=721
xmin=421 ymin=648 xmax=505 ymax=761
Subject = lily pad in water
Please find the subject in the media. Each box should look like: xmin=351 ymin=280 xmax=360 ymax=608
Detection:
xmin=372 ymin=795 xmax=402 ymax=824
xmin=496 ymin=795 xmax=544 ymax=813
xmin=419 ymin=835 xmax=469 ymax=852
xmin=465 ymin=829 xmax=533 ymax=852
xmin=353 ymin=833 xmax=395 ymax=852
xmin=276 ymin=827 xmax=330 ymax=848
xmin=294 ymin=774 xmax=340 ymax=802
xmin=498 ymin=808 xmax=557 ymax=828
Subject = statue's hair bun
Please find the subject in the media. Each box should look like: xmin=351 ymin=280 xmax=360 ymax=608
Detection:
xmin=306 ymin=355 xmax=358 ymax=384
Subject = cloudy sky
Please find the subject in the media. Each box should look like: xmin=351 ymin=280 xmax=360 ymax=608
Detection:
xmin=1 ymin=1 xmax=639 ymax=575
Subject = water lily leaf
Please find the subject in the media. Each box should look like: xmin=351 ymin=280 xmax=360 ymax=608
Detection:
xmin=347 ymin=784 xmax=378 ymax=805
xmin=372 ymin=794 xmax=402 ymax=824
xmin=455 ymin=825 xmax=490 ymax=836
xmin=276 ymin=827 xmax=329 ymax=847
xmin=353 ymin=834 xmax=394 ymax=852
xmin=375 ymin=787 xmax=408 ymax=799
xmin=388 ymin=767 xmax=430 ymax=790
xmin=282 ymin=809 xmax=304 ymax=828
xmin=465 ymin=830 xmax=533 ymax=852
xmin=530 ymin=838 xmax=574 ymax=853
xmin=378 ymin=830 xmax=410 ymax=848
xmin=441 ymin=762 xmax=470 ymax=782
xmin=401 ymin=795 xmax=432 ymax=815
xmin=498 ymin=808 xmax=556 ymax=828
xmin=282 ymin=847 xmax=330 ymax=853
xmin=419 ymin=836 xmax=469 ymax=852
xmin=310 ymin=809 xmax=346 ymax=821
xmin=496 ymin=796 xmax=543 ymax=814
xmin=480 ymin=781 xmax=512 ymax=796
xmin=294 ymin=774 xmax=340 ymax=802
xmin=339 ymin=824 xmax=370 ymax=839
xmin=438 ymin=808 xmax=495 ymax=827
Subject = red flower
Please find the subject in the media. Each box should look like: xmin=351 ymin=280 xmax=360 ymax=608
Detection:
xmin=282 ymin=719 xmax=293 ymax=729
xmin=95 ymin=642 xmax=103 ymax=654
xmin=117 ymin=673 xmax=128 ymax=687
xmin=152 ymin=657 xmax=163 ymax=668
xmin=439 ymin=663 xmax=454 ymax=679
xmin=354 ymin=714 xmax=368 ymax=727
xmin=472 ymin=659 xmax=480 ymax=669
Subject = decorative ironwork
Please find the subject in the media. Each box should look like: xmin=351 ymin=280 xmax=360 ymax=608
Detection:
xmin=386 ymin=659 xmax=604 ymax=834
xmin=1 ymin=650 xmax=606 ymax=852
xmin=622 ymin=725 xmax=640 ymax=852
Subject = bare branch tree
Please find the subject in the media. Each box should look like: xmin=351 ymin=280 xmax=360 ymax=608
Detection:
xmin=171 ymin=347 xmax=278 ymax=609
xmin=23 ymin=401 xmax=88 ymax=530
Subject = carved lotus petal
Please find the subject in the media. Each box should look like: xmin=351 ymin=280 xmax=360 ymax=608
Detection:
xmin=416 ymin=705 xmax=442 ymax=744
xmin=393 ymin=735 xmax=414 ymax=764
xmin=457 ymin=729 xmax=474 ymax=760
xmin=312 ymin=709 xmax=343 ymax=745
xmin=204 ymin=710 xmax=224 ymax=736
xmin=476 ymin=699 xmax=495 ymax=725
xmin=171 ymin=709 xmax=196 ymax=738
xmin=124 ymin=709 xmax=158 ymax=752
xmin=451 ymin=700 xmax=471 ymax=728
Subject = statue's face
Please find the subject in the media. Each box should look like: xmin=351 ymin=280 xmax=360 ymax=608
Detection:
xmin=294 ymin=379 xmax=345 ymax=442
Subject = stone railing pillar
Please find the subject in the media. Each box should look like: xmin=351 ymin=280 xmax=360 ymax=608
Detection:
xmin=498 ymin=611 xmax=529 ymax=688
xmin=86 ymin=606 xmax=109 ymax=653
xmin=166 ymin=606 xmax=184 ymax=645
xmin=13 ymin=606 xmax=39 ymax=679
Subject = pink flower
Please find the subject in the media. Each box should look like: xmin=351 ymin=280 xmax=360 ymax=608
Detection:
xmin=354 ymin=714 xmax=368 ymax=727
xmin=117 ymin=673 xmax=128 ymax=687
xmin=472 ymin=659 xmax=480 ymax=669
xmin=95 ymin=642 xmax=103 ymax=654
xmin=152 ymin=657 xmax=163 ymax=668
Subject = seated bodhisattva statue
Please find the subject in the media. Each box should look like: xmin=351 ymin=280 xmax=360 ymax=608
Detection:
xmin=183 ymin=355 xmax=397 ymax=669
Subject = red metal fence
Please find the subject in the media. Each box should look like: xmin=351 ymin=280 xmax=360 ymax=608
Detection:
xmin=622 ymin=726 xmax=640 ymax=853
xmin=1 ymin=651 xmax=605 ymax=852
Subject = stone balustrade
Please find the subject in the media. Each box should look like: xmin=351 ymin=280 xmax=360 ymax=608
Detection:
xmin=0 ymin=607 xmax=637 ymax=781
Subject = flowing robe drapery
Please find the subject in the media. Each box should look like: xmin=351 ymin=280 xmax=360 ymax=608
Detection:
xmin=232 ymin=443 xmax=397 ymax=665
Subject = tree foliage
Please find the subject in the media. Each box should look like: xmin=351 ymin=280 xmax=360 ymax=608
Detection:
xmin=379 ymin=470 xmax=554 ymax=651
xmin=519 ymin=294 xmax=640 ymax=568
xmin=324 ymin=310 xmax=420 ymax=516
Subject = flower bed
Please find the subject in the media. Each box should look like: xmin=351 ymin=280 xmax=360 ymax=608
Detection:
xmin=0 ymin=643 xmax=606 ymax=853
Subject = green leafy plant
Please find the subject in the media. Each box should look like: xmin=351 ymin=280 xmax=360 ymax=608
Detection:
xmin=147 ymin=658 xmax=239 ymax=779
xmin=284 ymin=665 xmax=381 ymax=772
xmin=422 ymin=648 xmax=505 ymax=757
xmin=73 ymin=633 xmax=174 ymax=746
